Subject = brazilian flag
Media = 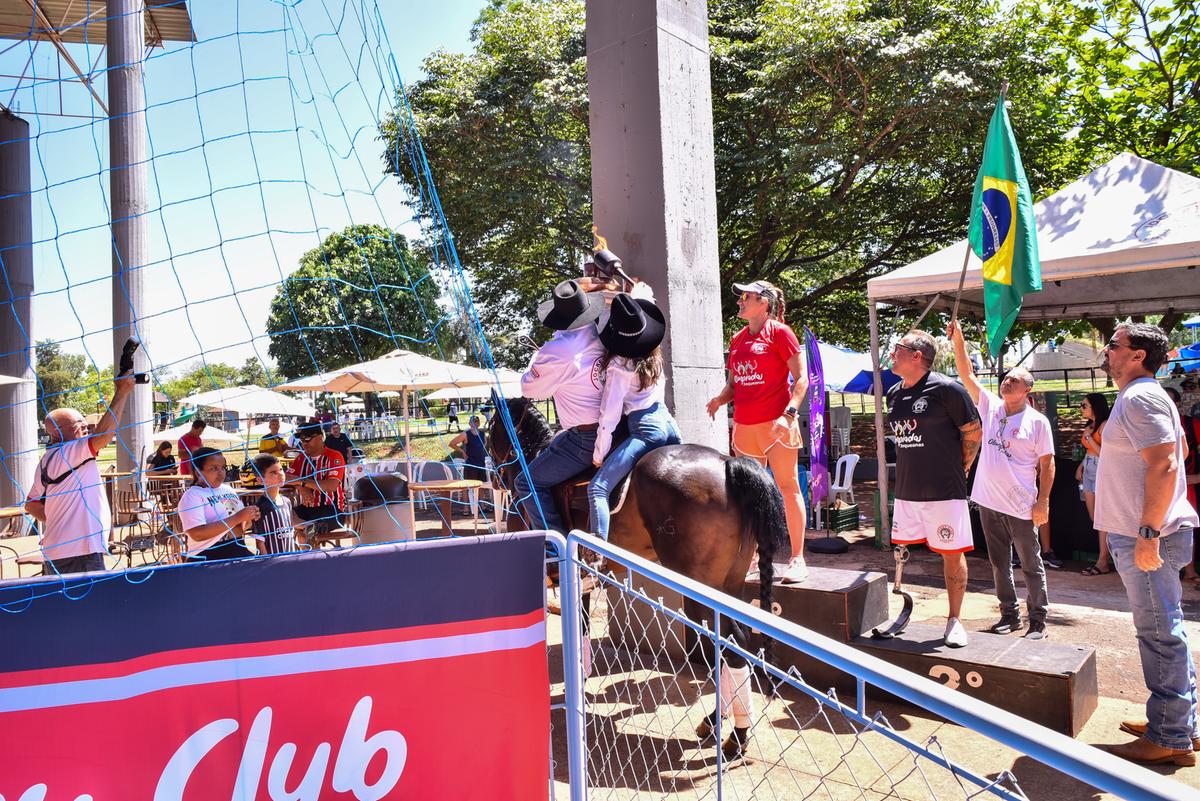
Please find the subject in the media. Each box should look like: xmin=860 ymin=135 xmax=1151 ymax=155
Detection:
xmin=967 ymin=96 xmax=1041 ymax=357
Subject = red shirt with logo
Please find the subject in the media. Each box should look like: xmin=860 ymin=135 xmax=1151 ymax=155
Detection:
xmin=178 ymin=432 xmax=203 ymax=476
xmin=727 ymin=319 xmax=802 ymax=425
xmin=286 ymin=447 xmax=347 ymax=511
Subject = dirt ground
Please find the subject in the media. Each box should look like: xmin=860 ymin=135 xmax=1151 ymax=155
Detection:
xmin=545 ymin=527 xmax=1200 ymax=800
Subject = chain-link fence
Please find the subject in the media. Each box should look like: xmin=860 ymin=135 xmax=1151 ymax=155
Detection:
xmin=551 ymin=531 xmax=1187 ymax=801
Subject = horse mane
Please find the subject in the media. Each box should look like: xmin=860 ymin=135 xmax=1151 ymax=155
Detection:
xmin=508 ymin=397 xmax=553 ymax=457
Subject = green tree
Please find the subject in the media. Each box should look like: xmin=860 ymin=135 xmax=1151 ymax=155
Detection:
xmin=265 ymin=224 xmax=446 ymax=379
xmin=237 ymin=357 xmax=274 ymax=388
xmin=34 ymin=341 xmax=88 ymax=413
xmin=160 ymin=362 xmax=242 ymax=403
xmin=381 ymin=0 xmax=590 ymax=365
xmin=384 ymin=0 xmax=1083 ymax=353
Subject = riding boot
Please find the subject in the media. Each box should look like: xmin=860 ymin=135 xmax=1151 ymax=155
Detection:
xmin=695 ymin=708 xmax=722 ymax=741
xmin=721 ymin=727 xmax=752 ymax=761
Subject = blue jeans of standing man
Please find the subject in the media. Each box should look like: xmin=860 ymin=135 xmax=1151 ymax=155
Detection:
xmin=589 ymin=403 xmax=681 ymax=540
xmin=1108 ymin=528 xmax=1199 ymax=751
xmin=515 ymin=427 xmax=597 ymax=533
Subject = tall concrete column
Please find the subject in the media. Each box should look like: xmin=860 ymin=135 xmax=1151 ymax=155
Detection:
xmin=0 ymin=111 xmax=37 ymax=510
xmin=586 ymin=0 xmax=727 ymax=452
xmin=108 ymin=0 xmax=151 ymax=481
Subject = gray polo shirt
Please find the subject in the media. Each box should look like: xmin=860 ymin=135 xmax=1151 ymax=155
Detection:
xmin=1094 ymin=377 xmax=1199 ymax=537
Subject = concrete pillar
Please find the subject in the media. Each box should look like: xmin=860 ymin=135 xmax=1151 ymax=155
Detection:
xmin=586 ymin=0 xmax=727 ymax=452
xmin=108 ymin=0 xmax=152 ymax=482
xmin=0 ymin=111 xmax=37 ymax=510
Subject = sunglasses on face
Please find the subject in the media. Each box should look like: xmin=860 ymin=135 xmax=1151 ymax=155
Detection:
xmin=1104 ymin=339 xmax=1131 ymax=351
xmin=893 ymin=343 xmax=918 ymax=354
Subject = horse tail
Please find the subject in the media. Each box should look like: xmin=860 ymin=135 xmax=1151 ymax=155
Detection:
xmin=724 ymin=457 xmax=785 ymax=693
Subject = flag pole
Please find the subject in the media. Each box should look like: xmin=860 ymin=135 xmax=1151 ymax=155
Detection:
xmin=951 ymin=81 xmax=1009 ymax=323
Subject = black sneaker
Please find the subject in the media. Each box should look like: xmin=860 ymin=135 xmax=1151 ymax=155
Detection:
xmin=989 ymin=614 xmax=1023 ymax=634
xmin=1025 ymin=620 xmax=1048 ymax=640
xmin=1042 ymin=553 xmax=1064 ymax=570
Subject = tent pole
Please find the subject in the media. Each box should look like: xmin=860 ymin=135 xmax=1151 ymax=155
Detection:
xmin=402 ymin=388 xmax=412 ymax=481
xmin=949 ymin=240 xmax=972 ymax=321
xmin=869 ymin=302 xmax=891 ymax=546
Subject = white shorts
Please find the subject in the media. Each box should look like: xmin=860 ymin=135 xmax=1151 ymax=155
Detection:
xmin=892 ymin=499 xmax=974 ymax=554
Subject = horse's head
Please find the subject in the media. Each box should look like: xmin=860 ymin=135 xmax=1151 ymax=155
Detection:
xmin=485 ymin=397 xmax=553 ymax=487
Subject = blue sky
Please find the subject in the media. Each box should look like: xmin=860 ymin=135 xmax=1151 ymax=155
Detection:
xmin=1 ymin=0 xmax=485 ymax=380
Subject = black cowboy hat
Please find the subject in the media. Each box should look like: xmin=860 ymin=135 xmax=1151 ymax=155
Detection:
xmin=599 ymin=293 xmax=665 ymax=359
xmin=537 ymin=279 xmax=603 ymax=331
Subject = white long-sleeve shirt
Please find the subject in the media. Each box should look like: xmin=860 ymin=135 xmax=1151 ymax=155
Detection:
xmin=520 ymin=325 xmax=605 ymax=430
xmin=594 ymin=358 xmax=665 ymax=463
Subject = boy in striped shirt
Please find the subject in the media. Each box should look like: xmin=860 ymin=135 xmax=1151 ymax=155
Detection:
xmin=250 ymin=454 xmax=296 ymax=553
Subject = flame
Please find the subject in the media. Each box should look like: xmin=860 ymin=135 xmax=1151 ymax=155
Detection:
xmin=591 ymin=224 xmax=607 ymax=254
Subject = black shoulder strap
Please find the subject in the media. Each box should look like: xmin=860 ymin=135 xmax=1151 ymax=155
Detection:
xmin=39 ymin=443 xmax=97 ymax=491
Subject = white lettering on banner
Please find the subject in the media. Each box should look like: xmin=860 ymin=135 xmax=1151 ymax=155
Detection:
xmin=0 ymin=786 xmax=93 ymax=801
xmin=151 ymin=696 xmax=405 ymax=801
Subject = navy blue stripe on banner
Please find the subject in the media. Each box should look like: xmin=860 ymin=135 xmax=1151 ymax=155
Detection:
xmin=0 ymin=533 xmax=547 ymax=673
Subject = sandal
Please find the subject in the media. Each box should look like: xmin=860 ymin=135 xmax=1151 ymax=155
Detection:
xmin=1081 ymin=564 xmax=1112 ymax=576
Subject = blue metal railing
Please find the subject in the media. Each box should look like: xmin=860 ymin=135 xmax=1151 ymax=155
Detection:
xmin=554 ymin=529 xmax=1188 ymax=801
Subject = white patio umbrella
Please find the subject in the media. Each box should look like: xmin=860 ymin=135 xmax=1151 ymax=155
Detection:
xmin=178 ymin=385 xmax=316 ymax=419
xmin=424 ymin=382 xmax=524 ymax=401
xmin=276 ymin=350 xmax=510 ymax=472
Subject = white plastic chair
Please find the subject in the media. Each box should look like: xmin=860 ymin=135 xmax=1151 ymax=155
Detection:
xmin=414 ymin=460 xmax=458 ymax=510
xmin=829 ymin=453 xmax=860 ymax=506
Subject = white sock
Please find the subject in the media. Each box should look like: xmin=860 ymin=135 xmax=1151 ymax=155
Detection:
xmin=719 ymin=663 xmax=754 ymax=728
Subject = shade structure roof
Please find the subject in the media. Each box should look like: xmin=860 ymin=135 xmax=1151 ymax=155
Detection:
xmin=425 ymin=382 xmax=524 ymax=402
xmin=0 ymin=0 xmax=194 ymax=45
xmin=177 ymin=385 xmax=315 ymax=418
xmin=275 ymin=350 xmax=501 ymax=394
xmin=867 ymin=154 xmax=1200 ymax=322
xmin=152 ymin=421 xmax=242 ymax=446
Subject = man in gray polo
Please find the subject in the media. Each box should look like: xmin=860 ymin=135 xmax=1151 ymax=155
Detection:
xmin=1096 ymin=322 xmax=1198 ymax=767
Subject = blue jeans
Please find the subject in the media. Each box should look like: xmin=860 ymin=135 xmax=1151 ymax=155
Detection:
xmin=515 ymin=428 xmax=597 ymax=533
xmin=588 ymin=403 xmax=681 ymax=539
xmin=1109 ymin=528 xmax=1198 ymax=750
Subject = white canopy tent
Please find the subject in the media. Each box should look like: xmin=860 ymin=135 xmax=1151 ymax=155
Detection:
xmin=152 ymin=421 xmax=243 ymax=447
xmin=276 ymin=350 xmax=508 ymax=471
xmin=864 ymin=153 xmax=1200 ymax=542
xmin=178 ymin=385 xmax=316 ymax=421
xmin=424 ymin=382 xmax=524 ymax=402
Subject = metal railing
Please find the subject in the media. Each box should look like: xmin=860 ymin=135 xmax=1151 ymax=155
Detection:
xmin=549 ymin=530 xmax=1189 ymax=801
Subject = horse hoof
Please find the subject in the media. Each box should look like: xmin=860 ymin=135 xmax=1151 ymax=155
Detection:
xmin=721 ymin=727 xmax=751 ymax=762
xmin=694 ymin=710 xmax=720 ymax=741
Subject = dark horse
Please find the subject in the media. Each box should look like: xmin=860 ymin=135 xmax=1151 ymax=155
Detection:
xmin=488 ymin=397 xmax=787 ymax=759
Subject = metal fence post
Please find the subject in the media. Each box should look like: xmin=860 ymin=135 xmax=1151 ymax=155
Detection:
xmin=559 ymin=532 xmax=589 ymax=801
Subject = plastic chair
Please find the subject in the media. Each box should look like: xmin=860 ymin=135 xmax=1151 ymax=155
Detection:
xmin=414 ymin=460 xmax=458 ymax=510
xmin=829 ymin=453 xmax=859 ymax=506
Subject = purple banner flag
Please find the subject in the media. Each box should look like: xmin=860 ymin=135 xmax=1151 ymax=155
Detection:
xmin=804 ymin=327 xmax=828 ymax=507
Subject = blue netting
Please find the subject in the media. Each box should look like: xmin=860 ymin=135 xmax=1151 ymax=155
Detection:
xmin=0 ymin=0 xmax=548 ymax=603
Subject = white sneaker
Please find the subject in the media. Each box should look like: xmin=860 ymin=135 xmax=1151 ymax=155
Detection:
xmin=943 ymin=617 xmax=968 ymax=648
xmin=780 ymin=556 xmax=809 ymax=584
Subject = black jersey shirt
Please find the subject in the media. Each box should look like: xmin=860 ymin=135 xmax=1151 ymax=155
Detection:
xmin=886 ymin=370 xmax=979 ymax=502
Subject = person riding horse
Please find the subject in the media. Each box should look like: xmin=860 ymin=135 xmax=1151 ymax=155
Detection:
xmin=516 ymin=279 xmax=607 ymax=533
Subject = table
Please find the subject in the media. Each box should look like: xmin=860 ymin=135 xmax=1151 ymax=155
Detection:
xmin=0 ymin=506 xmax=26 ymax=520
xmin=407 ymin=479 xmax=486 ymax=536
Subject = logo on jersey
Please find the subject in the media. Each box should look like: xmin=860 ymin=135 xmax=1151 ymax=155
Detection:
xmin=732 ymin=360 xmax=764 ymax=387
xmin=589 ymin=357 xmax=604 ymax=390
xmin=936 ymin=524 xmax=955 ymax=542
xmin=889 ymin=418 xmax=922 ymax=448
xmin=750 ymin=342 xmax=769 ymax=355
xmin=912 ymin=398 xmax=929 ymax=414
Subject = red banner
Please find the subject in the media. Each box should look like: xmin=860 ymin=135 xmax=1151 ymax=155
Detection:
xmin=0 ymin=536 xmax=550 ymax=801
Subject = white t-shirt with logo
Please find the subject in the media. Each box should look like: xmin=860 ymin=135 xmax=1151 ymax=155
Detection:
xmin=177 ymin=484 xmax=245 ymax=555
xmin=26 ymin=438 xmax=110 ymax=560
xmin=970 ymin=389 xmax=1054 ymax=519
xmin=1095 ymin=377 xmax=1199 ymax=538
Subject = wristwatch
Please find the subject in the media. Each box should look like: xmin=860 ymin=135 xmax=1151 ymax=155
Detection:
xmin=784 ymin=406 xmax=799 ymax=418
xmin=1137 ymin=525 xmax=1161 ymax=540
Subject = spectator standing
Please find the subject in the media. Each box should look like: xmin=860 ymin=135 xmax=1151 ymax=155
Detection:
xmin=177 ymin=448 xmax=258 ymax=562
xmin=249 ymin=454 xmax=296 ymax=554
xmin=450 ymin=416 xmax=488 ymax=482
xmin=1096 ymin=323 xmax=1198 ymax=766
xmin=447 ymin=402 xmax=462 ymax=433
xmin=257 ymin=418 xmax=289 ymax=456
xmin=178 ymin=419 xmax=206 ymax=476
xmin=324 ymin=422 xmax=354 ymax=462
xmin=949 ymin=321 xmax=1055 ymax=639
xmin=705 ymin=280 xmax=810 ymax=583
xmin=1076 ymin=393 xmax=1112 ymax=575
xmin=285 ymin=420 xmax=347 ymax=541
xmin=146 ymin=441 xmax=177 ymax=475
xmin=885 ymin=329 xmax=982 ymax=647
xmin=24 ymin=373 xmax=135 ymax=574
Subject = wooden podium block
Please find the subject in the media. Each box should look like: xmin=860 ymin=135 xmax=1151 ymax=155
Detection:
xmin=853 ymin=623 xmax=1099 ymax=736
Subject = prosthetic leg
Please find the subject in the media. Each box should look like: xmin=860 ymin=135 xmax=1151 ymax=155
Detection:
xmin=871 ymin=545 xmax=914 ymax=639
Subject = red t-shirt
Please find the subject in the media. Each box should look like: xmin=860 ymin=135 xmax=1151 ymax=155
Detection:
xmin=727 ymin=319 xmax=802 ymax=425
xmin=286 ymin=447 xmax=347 ymax=511
xmin=177 ymin=432 xmax=203 ymax=475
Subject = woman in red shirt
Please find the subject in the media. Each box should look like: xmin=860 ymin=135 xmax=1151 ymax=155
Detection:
xmin=706 ymin=280 xmax=810 ymax=583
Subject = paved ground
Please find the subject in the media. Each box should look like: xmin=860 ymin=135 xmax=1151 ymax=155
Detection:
xmin=545 ymin=526 xmax=1200 ymax=800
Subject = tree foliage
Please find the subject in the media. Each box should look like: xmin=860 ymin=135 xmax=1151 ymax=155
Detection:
xmin=264 ymin=224 xmax=446 ymax=379
xmin=383 ymin=0 xmax=1196 ymax=356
